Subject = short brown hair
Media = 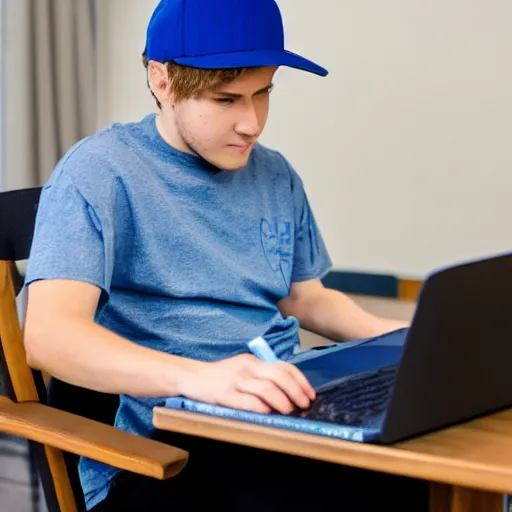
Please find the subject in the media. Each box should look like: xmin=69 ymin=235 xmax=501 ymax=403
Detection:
xmin=142 ymin=52 xmax=249 ymax=107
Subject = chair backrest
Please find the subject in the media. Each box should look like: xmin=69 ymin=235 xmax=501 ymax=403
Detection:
xmin=0 ymin=188 xmax=120 ymax=511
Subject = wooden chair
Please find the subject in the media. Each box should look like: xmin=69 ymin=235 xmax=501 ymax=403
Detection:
xmin=0 ymin=187 xmax=189 ymax=512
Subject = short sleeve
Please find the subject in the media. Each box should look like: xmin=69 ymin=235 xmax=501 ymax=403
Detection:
xmin=289 ymin=167 xmax=333 ymax=282
xmin=25 ymin=172 xmax=116 ymax=311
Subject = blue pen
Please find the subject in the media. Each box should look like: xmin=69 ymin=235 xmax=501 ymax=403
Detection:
xmin=247 ymin=336 xmax=279 ymax=363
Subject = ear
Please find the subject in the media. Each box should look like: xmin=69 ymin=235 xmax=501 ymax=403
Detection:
xmin=147 ymin=61 xmax=172 ymax=107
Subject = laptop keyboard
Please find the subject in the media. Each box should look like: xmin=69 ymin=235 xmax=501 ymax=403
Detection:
xmin=291 ymin=365 xmax=398 ymax=427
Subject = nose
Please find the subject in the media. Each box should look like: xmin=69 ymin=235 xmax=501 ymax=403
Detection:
xmin=234 ymin=104 xmax=260 ymax=139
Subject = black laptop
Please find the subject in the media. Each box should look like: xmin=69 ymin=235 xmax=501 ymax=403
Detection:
xmin=165 ymin=252 xmax=512 ymax=444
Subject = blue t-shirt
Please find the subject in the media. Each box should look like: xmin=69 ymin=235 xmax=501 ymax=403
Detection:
xmin=25 ymin=113 xmax=332 ymax=509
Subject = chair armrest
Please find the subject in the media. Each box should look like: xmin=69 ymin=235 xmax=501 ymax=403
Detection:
xmin=0 ymin=397 xmax=188 ymax=479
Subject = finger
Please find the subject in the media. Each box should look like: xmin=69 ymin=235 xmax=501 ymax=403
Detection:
xmin=281 ymin=363 xmax=316 ymax=400
xmin=235 ymin=378 xmax=296 ymax=414
xmin=249 ymin=364 xmax=312 ymax=410
xmin=226 ymin=392 xmax=272 ymax=414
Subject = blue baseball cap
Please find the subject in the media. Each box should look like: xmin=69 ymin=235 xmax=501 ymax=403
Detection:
xmin=145 ymin=0 xmax=328 ymax=77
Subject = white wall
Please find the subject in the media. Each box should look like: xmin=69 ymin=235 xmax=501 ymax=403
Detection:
xmin=96 ymin=0 xmax=158 ymax=128
xmin=97 ymin=0 xmax=512 ymax=279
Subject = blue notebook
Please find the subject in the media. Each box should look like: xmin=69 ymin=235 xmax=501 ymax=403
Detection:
xmin=164 ymin=329 xmax=407 ymax=442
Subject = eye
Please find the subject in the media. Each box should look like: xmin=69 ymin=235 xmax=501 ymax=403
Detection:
xmin=215 ymin=97 xmax=235 ymax=105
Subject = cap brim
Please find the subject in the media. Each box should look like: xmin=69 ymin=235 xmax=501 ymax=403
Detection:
xmin=174 ymin=49 xmax=328 ymax=77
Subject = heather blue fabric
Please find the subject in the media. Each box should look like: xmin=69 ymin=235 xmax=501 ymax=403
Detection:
xmin=24 ymin=113 xmax=332 ymax=510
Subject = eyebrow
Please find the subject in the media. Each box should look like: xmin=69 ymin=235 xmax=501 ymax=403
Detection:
xmin=213 ymin=83 xmax=274 ymax=99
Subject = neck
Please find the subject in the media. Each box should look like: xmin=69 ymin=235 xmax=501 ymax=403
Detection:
xmin=155 ymin=112 xmax=194 ymax=156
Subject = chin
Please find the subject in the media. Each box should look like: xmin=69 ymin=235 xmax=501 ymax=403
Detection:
xmin=210 ymin=153 xmax=252 ymax=172
xmin=221 ymin=162 xmax=249 ymax=172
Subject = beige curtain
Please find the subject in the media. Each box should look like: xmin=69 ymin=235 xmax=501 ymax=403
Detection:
xmin=3 ymin=0 xmax=97 ymax=190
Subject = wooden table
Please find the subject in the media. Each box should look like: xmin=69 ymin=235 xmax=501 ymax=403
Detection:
xmin=154 ymin=406 xmax=512 ymax=512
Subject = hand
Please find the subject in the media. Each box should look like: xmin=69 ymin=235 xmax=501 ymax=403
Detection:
xmin=178 ymin=354 xmax=316 ymax=415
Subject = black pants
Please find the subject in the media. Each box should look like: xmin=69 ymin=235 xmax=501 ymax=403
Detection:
xmin=92 ymin=430 xmax=429 ymax=511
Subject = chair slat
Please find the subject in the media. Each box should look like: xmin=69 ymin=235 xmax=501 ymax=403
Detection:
xmin=0 ymin=260 xmax=38 ymax=402
xmin=44 ymin=444 xmax=79 ymax=512
xmin=0 ymin=260 xmax=78 ymax=511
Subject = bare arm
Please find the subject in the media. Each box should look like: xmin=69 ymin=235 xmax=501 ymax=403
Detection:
xmin=24 ymin=280 xmax=203 ymax=398
xmin=278 ymin=279 xmax=408 ymax=342
xmin=24 ymin=279 xmax=315 ymax=414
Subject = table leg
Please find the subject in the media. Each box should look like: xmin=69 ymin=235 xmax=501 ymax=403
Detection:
xmin=430 ymin=483 xmax=451 ymax=512
xmin=430 ymin=483 xmax=503 ymax=512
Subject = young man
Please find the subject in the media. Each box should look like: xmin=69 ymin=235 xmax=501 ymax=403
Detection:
xmin=24 ymin=0 xmax=426 ymax=510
